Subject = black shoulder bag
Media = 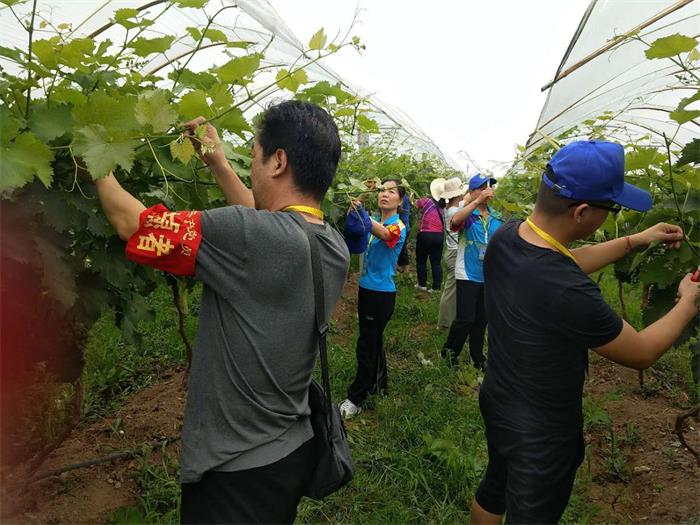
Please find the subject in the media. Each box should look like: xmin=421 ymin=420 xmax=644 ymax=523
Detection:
xmin=289 ymin=213 xmax=354 ymax=500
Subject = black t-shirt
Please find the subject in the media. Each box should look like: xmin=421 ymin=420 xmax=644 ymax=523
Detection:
xmin=481 ymin=220 xmax=623 ymax=435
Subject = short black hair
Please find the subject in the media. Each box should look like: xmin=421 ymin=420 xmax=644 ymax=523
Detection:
xmin=535 ymin=166 xmax=574 ymax=216
xmin=256 ymin=100 xmax=341 ymax=200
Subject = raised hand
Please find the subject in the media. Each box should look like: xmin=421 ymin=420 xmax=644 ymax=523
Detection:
xmin=184 ymin=117 xmax=227 ymax=168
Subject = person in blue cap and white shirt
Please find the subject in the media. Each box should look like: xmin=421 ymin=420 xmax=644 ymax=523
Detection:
xmin=470 ymin=140 xmax=699 ymax=525
xmin=441 ymin=173 xmax=503 ymax=369
xmin=340 ymin=179 xmax=407 ymax=419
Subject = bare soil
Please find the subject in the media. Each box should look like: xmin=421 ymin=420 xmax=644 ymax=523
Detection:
xmin=585 ymin=357 xmax=700 ymax=524
xmin=3 ymin=280 xmax=699 ymax=524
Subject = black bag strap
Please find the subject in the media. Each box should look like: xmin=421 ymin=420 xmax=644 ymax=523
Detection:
xmin=288 ymin=213 xmax=335 ymax=433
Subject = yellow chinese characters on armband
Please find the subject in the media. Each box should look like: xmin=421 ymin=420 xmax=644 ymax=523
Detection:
xmin=126 ymin=204 xmax=203 ymax=276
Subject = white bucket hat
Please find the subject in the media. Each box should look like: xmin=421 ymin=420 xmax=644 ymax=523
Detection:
xmin=440 ymin=177 xmax=466 ymax=200
xmin=429 ymin=178 xmax=446 ymax=201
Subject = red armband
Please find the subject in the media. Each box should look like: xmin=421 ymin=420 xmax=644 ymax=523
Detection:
xmin=383 ymin=223 xmax=403 ymax=249
xmin=126 ymin=204 xmax=202 ymax=276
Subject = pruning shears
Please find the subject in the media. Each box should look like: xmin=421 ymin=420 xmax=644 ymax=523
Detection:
xmin=692 ymin=265 xmax=700 ymax=283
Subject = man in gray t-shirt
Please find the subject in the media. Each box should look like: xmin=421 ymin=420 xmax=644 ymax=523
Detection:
xmin=93 ymin=101 xmax=349 ymax=524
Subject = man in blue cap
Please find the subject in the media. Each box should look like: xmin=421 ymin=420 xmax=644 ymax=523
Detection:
xmin=441 ymin=173 xmax=502 ymax=369
xmin=470 ymin=140 xmax=699 ymax=525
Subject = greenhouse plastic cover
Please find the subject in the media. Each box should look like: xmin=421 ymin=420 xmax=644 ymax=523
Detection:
xmin=526 ymin=0 xmax=700 ymax=156
xmin=0 ymin=0 xmax=449 ymax=161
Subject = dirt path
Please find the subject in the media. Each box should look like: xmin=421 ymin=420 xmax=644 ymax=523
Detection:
xmin=4 ymin=279 xmax=699 ymax=524
xmin=585 ymin=357 xmax=700 ymax=523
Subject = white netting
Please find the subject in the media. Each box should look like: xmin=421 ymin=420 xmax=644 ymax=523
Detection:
xmin=525 ymin=0 xmax=700 ymax=156
xmin=0 ymin=0 xmax=449 ymax=161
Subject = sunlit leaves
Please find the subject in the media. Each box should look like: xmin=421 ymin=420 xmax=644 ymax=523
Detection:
xmin=170 ymin=137 xmax=195 ymax=164
xmin=645 ymin=34 xmax=698 ymax=59
xmin=72 ymin=91 xmax=139 ymax=132
xmin=276 ymin=68 xmax=309 ymax=92
xmin=72 ymin=125 xmax=138 ymax=179
xmin=669 ymin=109 xmax=700 ymax=125
xmin=175 ymin=0 xmax=209 ymax=7
xmin=308 ymin=28 xmax=327 ymax=50
xmin=128 ymin=36 xmax=175 ymax=57
xmin=625 ymin=147 xmax=660 ymax=171
xmin=218 ymin=107 xmax=251 ymax=139
xmin=216 ymin=53 xmax=260 ymax=85
xmin=177 ymin=89 xmax=211 ymax=120
xmin=134 ymin=89 xmax=178 ymax=133
xmin=0 ymin=132 xmax=54 ymax=191
xmin=114 ymin=8 xmax=153 ymax=30
xmin=357 ymin=114 xmax=380 ymax=134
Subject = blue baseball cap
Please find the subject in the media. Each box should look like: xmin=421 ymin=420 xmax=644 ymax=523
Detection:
xmin=468 ymin=173 xmax=497 ymax=191
xmin=544 ymin=140 xmax=652 ymax=212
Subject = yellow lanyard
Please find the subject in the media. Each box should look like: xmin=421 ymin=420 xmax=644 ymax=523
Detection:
xmin=479 ymin=214 xmax=490 ymax=244
xmin=525 ymin=217 xmax=577 ymax=263
xmin=283 ymin=205 xmax=324 ymax=220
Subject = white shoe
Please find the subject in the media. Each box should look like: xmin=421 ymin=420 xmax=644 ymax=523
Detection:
xmin=339 ymin=399 xmax=361 ymax=419
xmin=414 ymin=284 xmax=427 ymax=291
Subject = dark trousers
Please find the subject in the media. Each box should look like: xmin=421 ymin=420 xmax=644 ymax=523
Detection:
xmin=180 ymin=439 xmax=315 ymax=524
xmin=415 ymin=231 xmax=444 ymax=289
xmin=444 ymin=280 xmax=487 ymax=368
xmin=347 ymin=287 xmax=396 ymax=406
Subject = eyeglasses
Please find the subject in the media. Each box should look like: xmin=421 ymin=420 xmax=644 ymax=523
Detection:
xmin=567 ymin=202 xmax=622 ymax=215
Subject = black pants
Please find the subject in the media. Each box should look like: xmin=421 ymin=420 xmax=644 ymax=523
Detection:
xmin=180 ymin=439 xmax=315 ymax=524
xmin=476 ymin=393 xmax=584 ymax=524
xmin=397 ymin=233 xmax=410 ymax=267
xmin=415 ymin=231 xmax=444 ymax=289
xmin=347 ymin=287 xmax=396 ymax=406
xmin=443 ymin=280 xmax=487 ymax=368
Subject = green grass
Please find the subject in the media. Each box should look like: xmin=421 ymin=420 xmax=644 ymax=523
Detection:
xmin=87 ymin=267 xmax=695 ymax=524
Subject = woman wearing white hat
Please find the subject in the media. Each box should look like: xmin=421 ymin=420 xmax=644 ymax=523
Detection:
xmin=437 ymin=177 xmax=468 ymax=328
xmin=414 ymin=179 xmax=448 ymax=292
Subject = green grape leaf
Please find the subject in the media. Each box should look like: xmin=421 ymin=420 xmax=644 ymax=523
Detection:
xmin=643 ymin=285 xmax=695 ymax=345
xmin=677 ymin=138 xmax=700 ymax=166
xmin=670 ymin=109 xmax=700 ymax=125
xmin=128 ymin=36 xmax=175 ymax=57
xmin=51 ymin=85 xmax=87 ymax=106
xmin=32 ymin=38 xmax=59 ymax=69
xmin=168 ymin=68 xmax=217 ymax=90
xmin=0 ymin=106 xmax=21 ymax=145
xmin=58 ymin=38 xmax=94 ymax=69
xmin=639 ymin=257 xmax=676 ymax=288
xmin=175 ymin=0 xmax=208 ymax=7
xmin=357 ymin=114 xmax=380 ymax=134
xmin=645 ymin=34 xmax=698 ymax=59
xmin=186 ymin=27 xmax=201 ymax=41
xmin=0 ymin=44 xmax=23 ymax=62
xmin=218 ymin=107 xmax=250 ymax=139
xmin=216 ymin=53 xmax=260 ymax=85
xmin=29 ymin=103 xmax=73 ymax=142
xmin=177 ymin=89 xmax=211 ymax=119
xmin=334 ymin=107 xmax=355 ymax=118
xmin=0 ymin=132 xmax=54 ymax=190
xmin=677 ymin=89 xmax=700 ymax=110
xmin=275 ymin=68 xmax=308 ymax=92
xmin=297 ymin=81 xmax=352 ymax=103
xmin=202 ymin=28 xmax=227 ymax=43
xmin=134 ymin=89 xmax=177 ymax=133
xmin=72 ymin=91 xmax=138 ymax=132
xmin=170 ymin=138 xmax=195 ymax=164
xmin=1 ymin=0 xmax=29 ymax=5
xmin=72 ymin=124 xmax=138 ymax=179
xmin=114 ymin=8 xmax=139 ymax=28
xmin=308 ymin=28 xmax=327 ymax=50
xmin=625 ymin=147 xmax=660 ymax=171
